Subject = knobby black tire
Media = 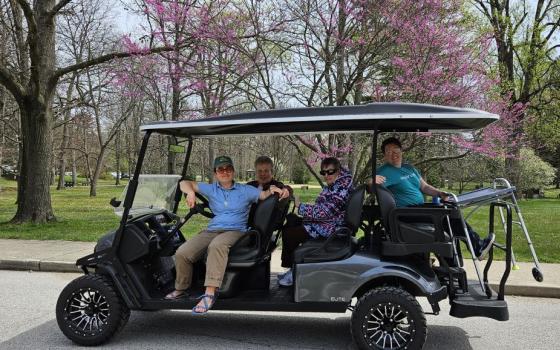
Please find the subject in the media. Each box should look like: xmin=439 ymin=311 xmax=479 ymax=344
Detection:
xmin=56 ymin=274 xmax=130 ymax=346
xmin=351 ymin=286 xmax=427 ymax=350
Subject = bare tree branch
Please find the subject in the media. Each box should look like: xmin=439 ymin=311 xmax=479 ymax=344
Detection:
xmin=49 ymin=46 xmax=175 ymax=87
xmin=49 ymin=0 xmax=72 ymax=17
xmin=414 ymin=151 xmax=470 ymax=167
xmin=0 ymin=67 xmax=25 ymax=101
xmin=284 ymin=135 xmax=324 ymax=187
xmin=13 ymin=0 xmax=37 ymax=34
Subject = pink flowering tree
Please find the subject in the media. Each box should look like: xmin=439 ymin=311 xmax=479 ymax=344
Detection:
xmin=370 ymin=0 xmax=526 ymax=165
xmin=115 ymin=0 xmax=288 ymax=172
xmin=277 ymin=0 xmax=395 ymax=184
xmin=0 ymin=0 xmax=184 ymax=222
xmin=113 ymin=0 xmax=268 ymax=175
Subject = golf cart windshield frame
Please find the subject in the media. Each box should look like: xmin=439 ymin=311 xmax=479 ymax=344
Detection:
xmin=112 ymin=102 xmax=498 ymax=251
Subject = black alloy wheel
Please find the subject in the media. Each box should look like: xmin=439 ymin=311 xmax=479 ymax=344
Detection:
xmin=56 ymin=274 xmax=130 ymax=346
xmin=352 ymin=286 xmax=427 ymax=350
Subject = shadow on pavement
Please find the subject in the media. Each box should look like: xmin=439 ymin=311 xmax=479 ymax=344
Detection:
xmin=1 ymin=311 xmax=473 ymax=350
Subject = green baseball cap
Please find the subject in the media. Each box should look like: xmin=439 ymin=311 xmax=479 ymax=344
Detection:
xmin=213 ymin=155 xmax=234 ymax=169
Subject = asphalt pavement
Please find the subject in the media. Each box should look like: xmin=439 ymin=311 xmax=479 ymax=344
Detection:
xmin=0 ymin=238 xmax=559 ymax=298
xmin=1 ymin=270 xmax=559 ymax=349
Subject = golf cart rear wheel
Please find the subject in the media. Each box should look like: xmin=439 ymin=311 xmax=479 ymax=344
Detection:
xmin=351 ymin=286 xmax=427 ymax=350
xmin=56 ymin=274 xmax=130 ymax=346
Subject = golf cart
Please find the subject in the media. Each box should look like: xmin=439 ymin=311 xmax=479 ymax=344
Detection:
xmin=56 ymin=103 xmax=543 ymax=349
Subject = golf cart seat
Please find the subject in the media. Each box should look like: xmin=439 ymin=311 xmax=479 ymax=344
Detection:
xmin=293 ymin=185 xmax=366 ymax=264
xmin=375 ymin=185 xmax=454 ymax=258
xmin=227 ymin=194 xmax=281 ymax=267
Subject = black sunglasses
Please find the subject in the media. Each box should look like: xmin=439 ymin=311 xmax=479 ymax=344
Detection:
xmin=320 ymin=169 xmax=337 ymax=176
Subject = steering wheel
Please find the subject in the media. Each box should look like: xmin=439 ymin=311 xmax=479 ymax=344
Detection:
xmin=160 ymin=192 xmax=214 ymax=247
xmin=195 ymin=192 xmax=209 ymax=206
xmin=192 ymin=192 xmax=214 ymax=218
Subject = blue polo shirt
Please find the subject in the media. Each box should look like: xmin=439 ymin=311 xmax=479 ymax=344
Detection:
xmin=197 ymin=182 xmax=261 ymax=231
xmin=377 ymin=163 xmax=424 ymax=207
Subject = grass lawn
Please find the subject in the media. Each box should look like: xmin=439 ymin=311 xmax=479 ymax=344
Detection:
xmin=0 ymin=178 xmax=211 ymax=241
xmin=1 ymin=178 xmax=559 ymax=263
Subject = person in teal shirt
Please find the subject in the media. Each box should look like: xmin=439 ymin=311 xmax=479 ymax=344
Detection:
xmin=377 ymin=162 xmax=425 ymax=207
xmin=376 ymin=137 xmax=494 ymax=260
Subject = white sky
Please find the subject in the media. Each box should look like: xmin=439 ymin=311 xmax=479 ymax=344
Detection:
xmin=112 ymin=1 xmax=144 ymax=36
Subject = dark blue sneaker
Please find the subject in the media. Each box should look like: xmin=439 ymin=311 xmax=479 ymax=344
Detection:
xmin=477 ymin=233 xmax=496 ymax=261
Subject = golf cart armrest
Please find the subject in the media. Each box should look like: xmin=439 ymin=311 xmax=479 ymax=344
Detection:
xmin=389 ymin=207 xmax=452 ymax=243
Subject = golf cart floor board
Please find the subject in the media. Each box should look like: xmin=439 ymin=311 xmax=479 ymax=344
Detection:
xmin=141 ymin=273 xmax=348 ymax=313
xmin=449 ymin=281 xmax=509 ymax=321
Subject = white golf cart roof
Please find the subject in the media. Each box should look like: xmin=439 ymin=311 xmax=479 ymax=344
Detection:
xmin=140 ymin=102 xmax=499 ymax=137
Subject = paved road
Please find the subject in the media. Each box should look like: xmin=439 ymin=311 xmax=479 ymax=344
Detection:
xmin=1 ymin=270 xmax=559 ymax=350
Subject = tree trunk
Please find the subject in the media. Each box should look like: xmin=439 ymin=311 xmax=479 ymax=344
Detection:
xmin=0 ymin=91 xmax=5 ymax=168
xmin=71 ymin=149 xmax=77 ymax=185
xmin=115 ymin=127 xmax=121 ymax=186
xmin=15 ymin=130 xmax=23 ymax=205
xmin=167 ymin=82 xmax=181 ymax=174
xmin=56 ymin=116 xmax=70 ymax=190
xmin=506 ymin=151 xmax=521 ymax=187
xmin=56 ymin=137 xmax=66 ymax=190
xmin=167 ymin=136 xmax=176 ymax=174
xmin=56 ymin=77 xmax=75 ymax=190
xmin=208 ymin=139 xmax=215 ymax=183
xmin=9 ymin=0 xmax=57 ymax=223
xmin=11 ymin=100 xmax=55 ymax=223
xmin=84 ymin=140 xmax=93 ymax=184
xmin=89 ymin=147 xmax=107 ymax=197
xmin=200 ymin=141 xmax=206 ymax=181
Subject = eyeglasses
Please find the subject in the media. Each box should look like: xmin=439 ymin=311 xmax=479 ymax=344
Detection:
xmin=385 ymin=148 xmax=402 ymax=155
xmin=320 ymin=168 xmax=337 ymax=176
xmin=216 ymin=166 xmax=234 ymax=174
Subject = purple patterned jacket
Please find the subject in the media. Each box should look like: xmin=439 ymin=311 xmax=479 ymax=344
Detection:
xmin=298 ymin=169 xmax=353 ymax=238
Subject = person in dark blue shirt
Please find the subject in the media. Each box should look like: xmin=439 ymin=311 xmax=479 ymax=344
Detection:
xmin=377 ymin=137 xmax=495 ymax=260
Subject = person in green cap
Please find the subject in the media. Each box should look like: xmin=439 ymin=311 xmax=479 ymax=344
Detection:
xmin=165 ymin=155 xmax=288 ymax=314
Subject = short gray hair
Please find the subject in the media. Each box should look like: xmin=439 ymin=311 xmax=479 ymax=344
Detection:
xmin=255 ymin=156 xmax=274 ymax=168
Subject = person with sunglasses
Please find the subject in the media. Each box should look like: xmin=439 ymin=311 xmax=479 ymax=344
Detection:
xmin=165 ymin=155 xmax=288 ymax=314
xmin=278 ymin=157 xmax=355 ymax=287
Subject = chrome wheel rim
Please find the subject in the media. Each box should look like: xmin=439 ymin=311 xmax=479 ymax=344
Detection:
xmin=363 ymin=302 xmax=414 ymax=349
xmin=65 ymin=288 xmax=110 ymax=336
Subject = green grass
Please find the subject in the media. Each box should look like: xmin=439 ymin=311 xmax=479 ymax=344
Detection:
xmin=1 ymin=178 xmax=559 ymax=262
xmin=463 ymin=198 xmax=560 ymax=263
xmin=0 ymin=178 xmax=210 ymax=241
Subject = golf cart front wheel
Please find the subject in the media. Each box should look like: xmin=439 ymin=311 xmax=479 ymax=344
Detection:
xmin=351 ymin=286 xmax=427 ymax=350
xmin=56 ymin=274 xmax=130 ymax=346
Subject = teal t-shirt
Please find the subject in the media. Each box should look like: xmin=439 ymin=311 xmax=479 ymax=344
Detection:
xmin=377 ymin=163 xmax=424 ymax=207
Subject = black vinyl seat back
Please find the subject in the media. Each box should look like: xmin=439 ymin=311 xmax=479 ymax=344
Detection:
xmin=220 ymin=195 xmax=280 ymax=297
xmin=374 ymin=184 xmax=454 ymax=258
xmin=228 ymin=194 xmax=279 ymax=265
xmin=252 ymin=194 xmax=279 ymax=250
xmin=345 ymin=185 xmax=366 ymax=232
xmin=375 ymin=185 xmax=397 ymax=230
xmin=293 ymin=185 xmax=365 ymax=264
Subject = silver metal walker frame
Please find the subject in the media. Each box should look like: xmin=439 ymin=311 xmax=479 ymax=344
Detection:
xmin=445 ymin=178 xmax=544 ymax=292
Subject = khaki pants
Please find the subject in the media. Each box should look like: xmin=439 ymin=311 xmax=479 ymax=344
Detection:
xmin=174 ymin=229 xmax=244 ymax=290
